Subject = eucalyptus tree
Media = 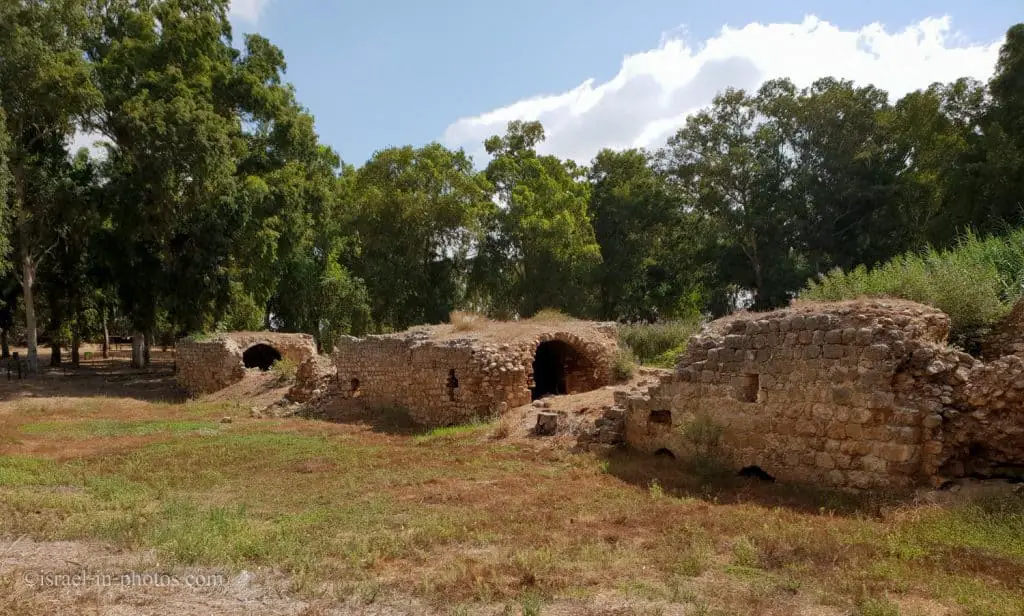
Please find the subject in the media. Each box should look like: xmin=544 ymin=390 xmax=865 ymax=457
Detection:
xmin=351 ymin=143 xmax=492 ymax=330
xmin=662 ymin=85 xmax=802 ymax=310
xmin=479 ymin=121 xmax=601 ymax=317
xmin=86 ymin=0 xmax=240 ymax=366
xmin=0 ymin=0 xmax=99 ymax=371
xmin=589 ymin=148 xmax=705 ymax=321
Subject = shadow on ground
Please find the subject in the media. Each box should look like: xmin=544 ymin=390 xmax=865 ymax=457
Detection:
xmin=600 ymin=447 xmax=908 ymax=516
xmin=0 ymin=350 xmax=185 ymax=404
xmin=312 ymin=398 xmax=426 ymax=436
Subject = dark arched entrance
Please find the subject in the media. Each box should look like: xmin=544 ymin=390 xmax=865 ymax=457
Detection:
xmin=243 ymin=344 xmax=282 ymax=371
xmin=532 ymin=340 xmax=586 ymax=400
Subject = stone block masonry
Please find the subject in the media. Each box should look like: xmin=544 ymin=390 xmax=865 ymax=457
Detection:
xmin=332 ymin=322 xmax=619 ymax=427
xmin=620 ymin=300 xmax=1024 ymax=489
xmin=176 ymin=332 xmax=317 ymax=396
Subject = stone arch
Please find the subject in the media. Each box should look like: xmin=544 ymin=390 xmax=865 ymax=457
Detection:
xmin=242 ymin=343 xmax=282 ymax=371
xmin=530 ymin=337 xmax=598 ymax=400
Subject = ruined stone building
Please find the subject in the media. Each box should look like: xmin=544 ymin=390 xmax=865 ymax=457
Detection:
xmin=175 ymin=332 xmax=317 ymax=395
xmin=174 ymin=301 xmax=1024 ymax=492
xmin=331 ymin=320 xmax=619 ymax=426
xmin=619 ymin=300 xmax=1024 ymax=489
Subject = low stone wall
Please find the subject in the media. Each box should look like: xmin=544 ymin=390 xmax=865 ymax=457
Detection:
xmin=620 ymin=300 xmax=1024 ymax=489
xmin=175 ymin=332 xmax=317 ymax=396
xmin=332 ymin=324 xmax=618 ymax=426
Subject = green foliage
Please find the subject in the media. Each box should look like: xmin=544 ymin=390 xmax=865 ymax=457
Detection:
xmin=802 ymin=229 xmax=1024 ymax=345
xmin=678 ymin=413 xmax=731 ymax=482
xmin=528 ymin=308 xmax=575 ymax=322
xmin=478 ymin=121 xmax=602 ymax=318
xmin=270 ymin=357 xmax=298 ymax=384
xmin=611 ymin=348 xmax=636 ymax=382
xmin=352 ymin=144 xmax=493 ymax=331
xmin=589 ymin=148 xmax=705 ymax=321
xmin=617 ymin=321 xmax=699 ymax=366
xmin=2 ymin=6 xmax=1024 ymax=380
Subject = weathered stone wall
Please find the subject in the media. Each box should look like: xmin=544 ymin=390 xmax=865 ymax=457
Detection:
xmin=332 ymin=325 xmax=618 ymax=427
xmin=176 ymin=338 xmax=246 ymax=396
xmin=176 ymin=332 xmax=317 ymax=396
xmin=619 ymin=300 xmax=1024 ymax=489
xmin=981 ymin=299 xmax=1024 ymax=359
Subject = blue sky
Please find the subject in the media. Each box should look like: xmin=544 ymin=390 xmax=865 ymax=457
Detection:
xmin=229 ymin=1 xmax=1020 ymax=165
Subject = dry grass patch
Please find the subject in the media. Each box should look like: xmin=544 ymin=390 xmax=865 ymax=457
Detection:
xmin=449 ymin=310 xmax=490 ymax=331
xmin=1 ymin=367 xmax=1022 ymax=614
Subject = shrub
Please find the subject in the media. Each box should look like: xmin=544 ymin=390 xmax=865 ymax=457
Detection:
xmin=528 ymin=308 xmax=575 ymax=323
xmin=617 ymin=320 xmax=700 ymax=367
xmin=611 ymin=348 xmax=636 ymax=382
xmin=270 ymin=357 xmax=298 ymax=384
xmin=450 ymin=310 xmax=487 ymax=331
xmin=678 ymin=413 xmax=731 ymax=483
xmin=802 ymin=229 xmax=1024 ymax=347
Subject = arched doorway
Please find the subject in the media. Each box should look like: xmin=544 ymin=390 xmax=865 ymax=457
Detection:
xmin=532 ymin=340 xmax=588 ymax=400
xmin=242 ymin=344 xmax=282 ymax=371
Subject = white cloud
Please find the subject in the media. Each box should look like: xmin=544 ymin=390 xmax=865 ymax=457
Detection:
xmin=443 ymin=16 xmax=1004 ymax=164
xmin=230 ymin=0 xmax=272 ymax=24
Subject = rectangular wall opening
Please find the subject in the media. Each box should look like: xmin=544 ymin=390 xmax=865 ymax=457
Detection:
xmin=733 ymin=373 xmax=759 ymax=403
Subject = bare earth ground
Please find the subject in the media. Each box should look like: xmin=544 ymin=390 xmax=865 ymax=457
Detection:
xmin=1 ymin=349 xmax=1022 ymax=615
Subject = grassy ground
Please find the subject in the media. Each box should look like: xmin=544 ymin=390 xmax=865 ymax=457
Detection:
xmin=0 ymin=356 xmax=1022 ymax=614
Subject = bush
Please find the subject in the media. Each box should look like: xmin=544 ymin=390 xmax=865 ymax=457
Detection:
xmin=611 ymin=348 xmax=636 ymax=382
xmin=529 ymin=308 xmax=575 ymax=322
xmin=618 ymin=320 xmax=700 ymax=366
xmin=802 ymin=229 xmax=1024 ymax=347
xmin=270 ymin=357 xmax=298 ymax=384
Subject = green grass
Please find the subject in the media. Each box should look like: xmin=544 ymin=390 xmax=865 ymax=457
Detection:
xmin=618 ymin=320 xmax=701 ymax=367
xmin=2 ymin=403 xmax=1023 ymax=613
xmin=20 ymin=419 xmax=220 ymax=438
xmin=413 ymin=418 xmax=495 ymax=444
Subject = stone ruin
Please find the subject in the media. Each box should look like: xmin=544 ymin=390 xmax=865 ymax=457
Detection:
xmin=331 ymin=321 xmax=619 ymax=426
xmin=173 ymin=301 xmax=1024 ymax=491
xmin=619 ymin=300 xmax=1024 ymax=489
xmin=175 ymin=332 xmax=317 ymax=396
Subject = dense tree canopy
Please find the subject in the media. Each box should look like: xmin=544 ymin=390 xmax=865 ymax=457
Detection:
xmin=1 ymin=4 xmax=1024 ymax=368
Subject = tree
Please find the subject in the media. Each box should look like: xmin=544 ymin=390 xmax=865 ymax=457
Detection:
xmin=662 ymin=85 xmax=803 ymax=310
xmin=0 ymin=109 xmax=11 ymax=270
xmin=0 ymin=0 xmax=99 ymax=371
xmin=784 ymin=78 xmax=908 ymax=273
xmin=887 ymin=79 xmax=988 ymax=244
xmin=589 ymin=148 xmax=704 ymax=321
xmin=87 ymin=0 xmax=240 ymax=366
xmin=351 ymin=143 xmax=492 ymax=330
xmin=479 ymin=121 xmax=602 ymax=317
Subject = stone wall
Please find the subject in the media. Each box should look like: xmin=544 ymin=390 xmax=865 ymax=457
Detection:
xmin=332 ymin=324 xmax=618 ymax=427
xmin=176 ymin=332 xmax=317 ymax=396
xmin=620 ymin=300 xmax=1024 ymax=489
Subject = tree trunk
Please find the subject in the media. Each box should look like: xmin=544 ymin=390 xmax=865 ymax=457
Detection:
xmin=21 ymin=251 xmax=39 ymax=373
xmin=130 ymin=330 xmax=145 ymax=368
xmin=50 ymin=340 xmax=61 ymax=367
xmin=102 ymin=310 xmax=110 ymax=359
xmin=1 ymin=329 xmax=8 ymax=360
xmin=71 ymin=325 xmax=80 ymax=368
xmin=143 ymin=330 xmax=152 ymax=367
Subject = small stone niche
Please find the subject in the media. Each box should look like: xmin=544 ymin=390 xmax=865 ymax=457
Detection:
xmin=649 ymin=410 xmax=672 ymax=425
xmin=733 ymin=373 xmax=759 ymax=403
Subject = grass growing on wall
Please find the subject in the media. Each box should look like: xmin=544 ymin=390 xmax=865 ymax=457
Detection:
xmin=802 ymin=229 xmax=1024 ymax=346
xmin=618 ymin=320 xmax=701 ymax=368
